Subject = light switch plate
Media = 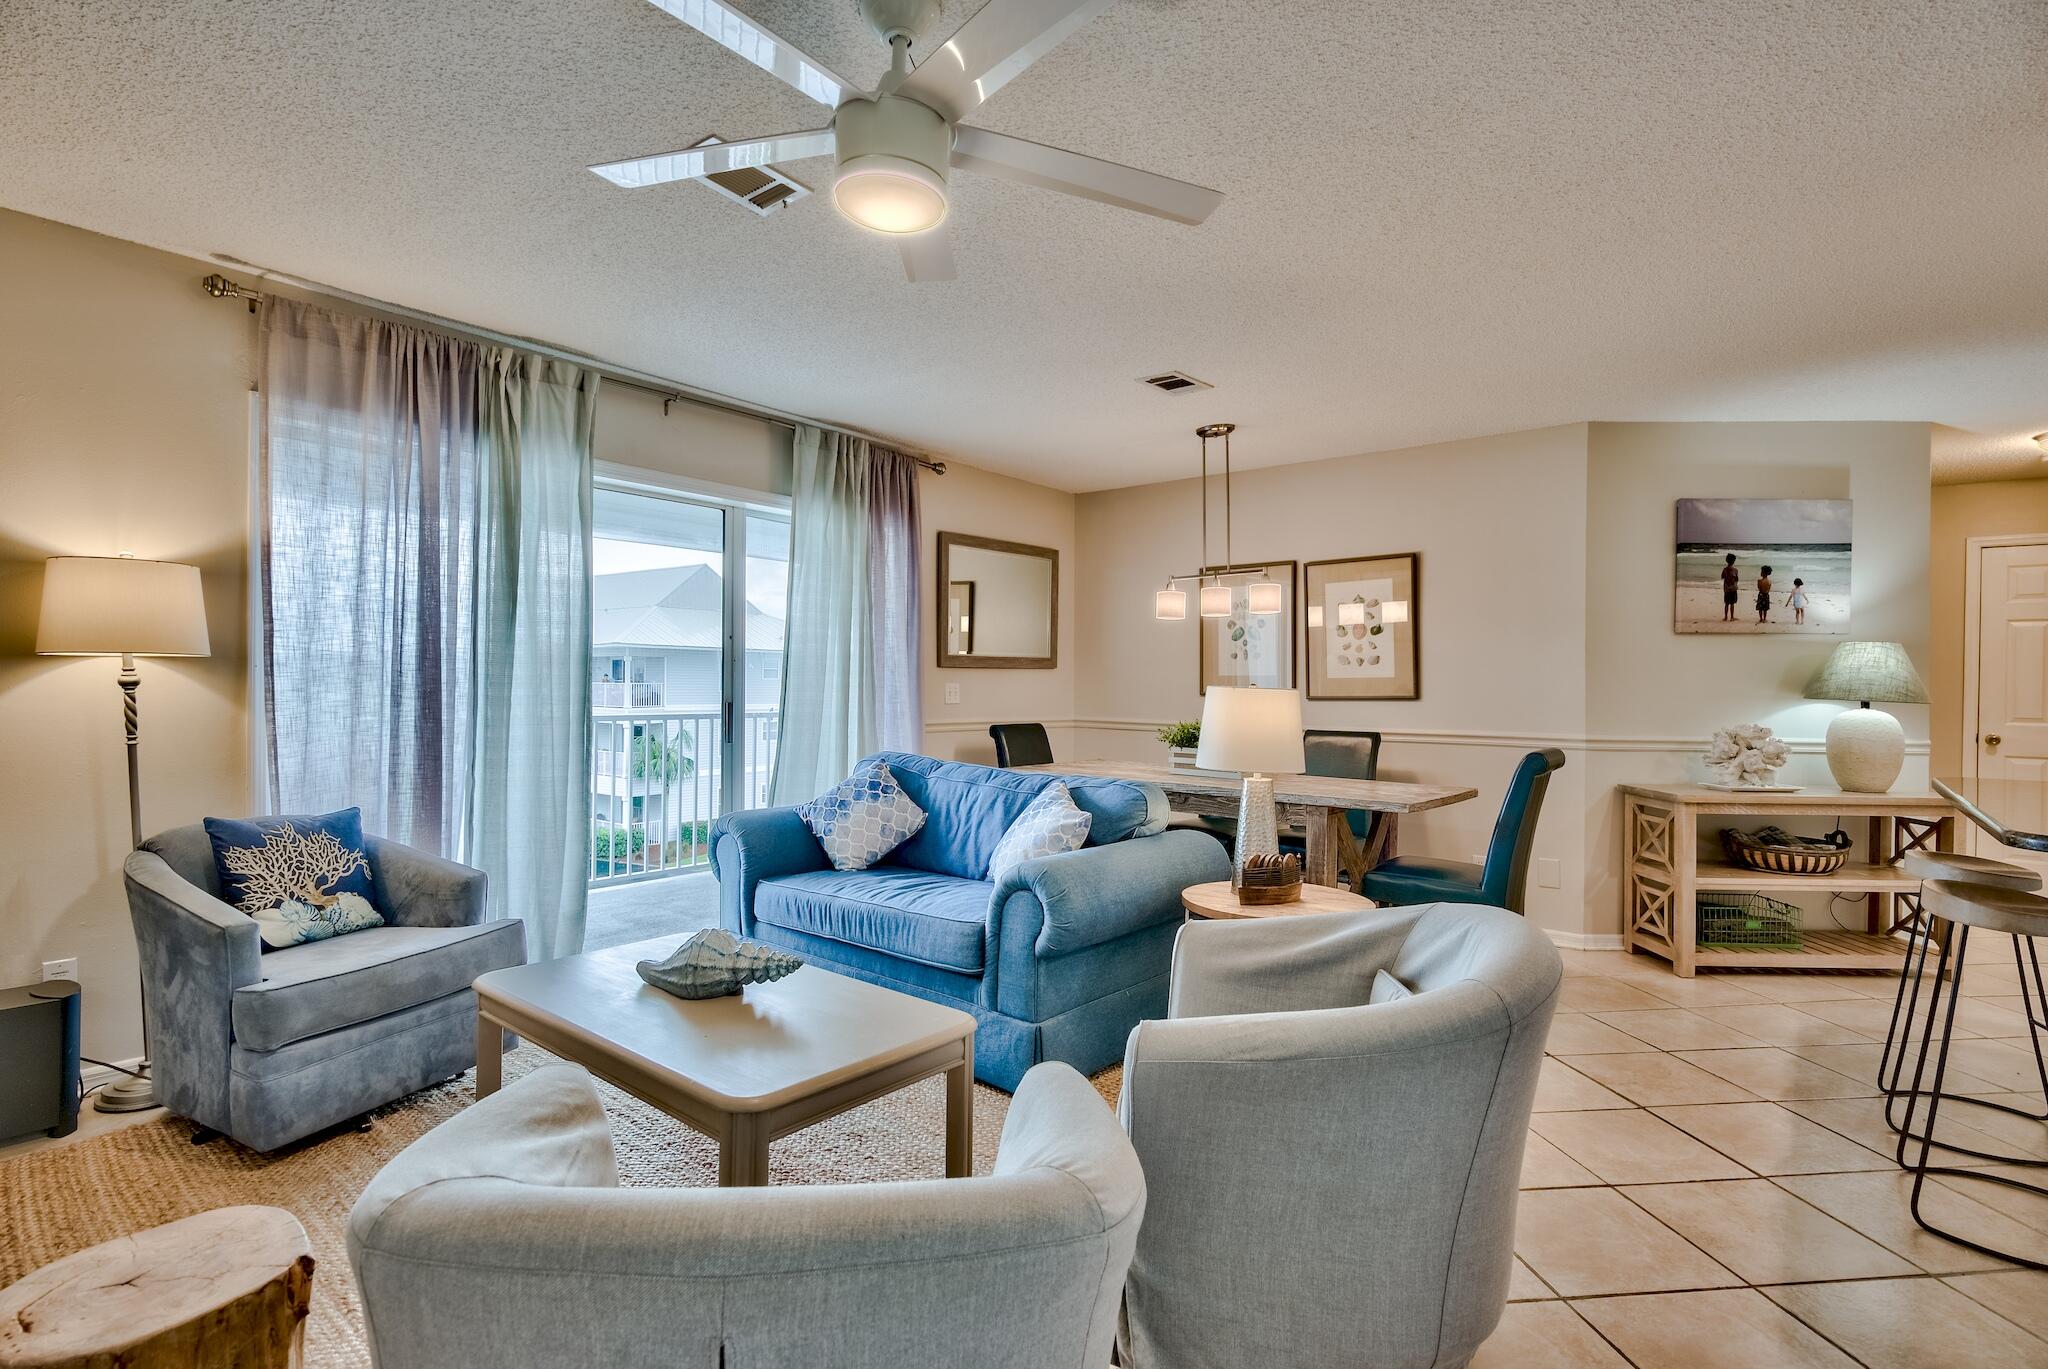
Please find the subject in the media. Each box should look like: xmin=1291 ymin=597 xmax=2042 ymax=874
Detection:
xmin=42 ymin=958 xmax=78 ymax=982
xmin=1536 ymin=858 xmax=1561 ymax=890
xmin=943 ymin=682 xmax=961 ymax=705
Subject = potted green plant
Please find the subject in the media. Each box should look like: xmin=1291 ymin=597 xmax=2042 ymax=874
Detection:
xmin=1157 ymin=719 xmax=1203 ymax=774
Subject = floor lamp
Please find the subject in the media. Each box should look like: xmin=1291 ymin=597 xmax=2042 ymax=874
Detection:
xmin=37 ymin=555 xmax=211 ymax=1113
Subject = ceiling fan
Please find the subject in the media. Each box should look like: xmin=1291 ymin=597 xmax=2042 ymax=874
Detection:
xmin=590 ymin=0 xmax=1224 ymax=281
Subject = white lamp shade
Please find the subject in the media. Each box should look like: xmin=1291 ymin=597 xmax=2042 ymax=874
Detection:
xmin=1199 ymin=584 xmax=1233 ymax=617
xmin=1195 ymin=686 xmax=1306 ymax=774
xmin=37 ymin=557 xmax=210 ymax=656
xmin=1155 ymin=588 xmax=1188 ymax=620
xmin=1247 ymin=580 xmax=1283 ymax=615
xmin=1381 ymin=600 xmax=1409 ymax=624
xmin=1306 ymin=604 xmax=1324 ymax=628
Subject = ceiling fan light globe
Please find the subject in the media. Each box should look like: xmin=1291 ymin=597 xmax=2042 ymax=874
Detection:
xmin=833 ymin=155 xmax=948 ymax=234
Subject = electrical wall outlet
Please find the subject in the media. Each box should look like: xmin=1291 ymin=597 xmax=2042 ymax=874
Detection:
xmin=1536 ymin=858 xmax=1562 ymax=890
xmin=42 ymin=958 xmax=78 ymax=982
xmin=943 ymin=682 xmax=961 ymax=705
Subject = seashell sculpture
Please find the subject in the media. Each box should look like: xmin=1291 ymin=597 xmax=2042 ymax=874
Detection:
xmin=636 ymin=928 xmax=804 ymax=999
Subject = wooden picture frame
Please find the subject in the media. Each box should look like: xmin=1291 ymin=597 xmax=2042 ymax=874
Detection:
xmin=1303 ymin=553 xmax=1420 ymax=700
xmin=1197 ymin=562 xmax=1297 ymax=693
xmin=935 ymin=531 xmax=1058 ymax=669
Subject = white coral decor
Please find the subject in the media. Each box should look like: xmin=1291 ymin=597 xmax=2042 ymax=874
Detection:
xmin=1704 ymin=724 xmax=1791 ymax=787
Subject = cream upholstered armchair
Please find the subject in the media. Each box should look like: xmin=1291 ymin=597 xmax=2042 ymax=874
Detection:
xmin=1116 ymin=903 xmax=1561 ymax=1369
xmin=348 ymin=1062 xmax=1144 ymax=1369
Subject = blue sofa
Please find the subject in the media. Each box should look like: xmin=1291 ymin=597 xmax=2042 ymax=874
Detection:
xmin=710 ymin=752 xmax=1230 ymax=1089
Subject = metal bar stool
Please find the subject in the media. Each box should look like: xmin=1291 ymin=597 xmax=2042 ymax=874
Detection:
xmin=1879 ymin=851 xmax=2043 ymax=1120
xmin=1894 ymin=877 xmax=2048 ymax=1268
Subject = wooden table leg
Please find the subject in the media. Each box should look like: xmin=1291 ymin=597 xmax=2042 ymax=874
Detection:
xmin=945 ymin=1040 xmax=973 ymax=1179
xmin=720 ymin=1114 xmax=770 ymax=1187
xmin=1304 ymin=812 xmax=1345 ymax=887
xmin=475 ymin=1010 xmax=503 ymax=1099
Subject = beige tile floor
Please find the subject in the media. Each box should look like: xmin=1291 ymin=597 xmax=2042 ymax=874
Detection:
xmin=1473 ymin=940 xmax=2048 ymax=1367
xmin=10 ymin=937 xmax=2048 ymax=1367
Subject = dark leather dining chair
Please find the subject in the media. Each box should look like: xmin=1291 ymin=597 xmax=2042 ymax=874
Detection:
xmin=989 ymin=723 xmax=1055 ymax=769
xmin=1363 ymin=749 xmax=1566 ymax=915
xmin=1276 ymin=730 xmax=1385 ymax=870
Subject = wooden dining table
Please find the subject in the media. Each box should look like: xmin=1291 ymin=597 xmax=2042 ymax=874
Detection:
xmin=1018 ymin=761 xmax=1478 ymax=889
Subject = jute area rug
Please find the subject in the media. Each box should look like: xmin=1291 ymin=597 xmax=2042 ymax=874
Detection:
xmin=0 ymin=1047 xmax=1122 ymax=1369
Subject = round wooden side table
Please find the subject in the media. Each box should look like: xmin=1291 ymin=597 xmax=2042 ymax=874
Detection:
xmin=1180 ymin=880 xmax=1375 ymax=920
xmin=0 ymin=1205 xmax=314 ymax=1369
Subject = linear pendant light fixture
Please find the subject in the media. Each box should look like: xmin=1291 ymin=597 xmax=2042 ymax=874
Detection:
xmin=1154 ymin=422 xmax=1285 ymax=620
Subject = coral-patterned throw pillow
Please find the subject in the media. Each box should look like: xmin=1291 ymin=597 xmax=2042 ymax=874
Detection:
xmin=203 ymin=808 xmax=385 ymax=950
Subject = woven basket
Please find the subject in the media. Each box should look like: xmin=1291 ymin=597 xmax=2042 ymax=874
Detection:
xmin=1719 ymin=825 xmax=1850 ymax=876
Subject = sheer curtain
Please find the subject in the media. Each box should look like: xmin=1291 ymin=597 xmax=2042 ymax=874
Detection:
xmin=770 ymin=426 xmax=923 ymax=804
xmin=259 ymin=299 xmax=598 ymax=960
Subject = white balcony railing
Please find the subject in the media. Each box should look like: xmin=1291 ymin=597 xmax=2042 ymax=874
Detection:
xmin=589 ymin=708 xmax=780 ymax=886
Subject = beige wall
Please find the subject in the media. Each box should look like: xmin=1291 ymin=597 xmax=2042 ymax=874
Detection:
xmin=1928 ymin=479 xmax=2048 ymax=778
xmin=594 ymin=382 xmax=793 ymax=499
xmin=920 ymin=461 xmax=1078 ymax=764
xmin=1070 ymin=421 xmax=1935 ymax=943
xmin=1579 ymin=422 xmax=1934 ymax=937
xmin=1072 ymin=425 xmax=1594 ymax=937
xmin=0 ymin=209 xmax=256 ymax=1063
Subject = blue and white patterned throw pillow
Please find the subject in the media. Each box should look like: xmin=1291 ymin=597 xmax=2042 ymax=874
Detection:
xmin=987 ymin=782 xmax=1093 ymax=884
xmin=203 ymin=808 xmax=385 ymax=951
xmin=799 ymin=761 xmax=928 ymax=871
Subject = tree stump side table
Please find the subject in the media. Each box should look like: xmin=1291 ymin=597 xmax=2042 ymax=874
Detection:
xmin=0 ymin=1205 xmax=313 ymax=1369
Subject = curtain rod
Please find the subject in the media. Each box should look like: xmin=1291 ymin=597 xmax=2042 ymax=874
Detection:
xmin=201 ymin=267 xmax=947 ymax=475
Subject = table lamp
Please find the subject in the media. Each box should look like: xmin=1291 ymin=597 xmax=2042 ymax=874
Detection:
xmin=37 ymin=555 xmax=211 ymax=1111
xmin=1195 ymin=686 xmax=1306 ymax=885
xmin=1804 ymin=641 xmax=1927 ymax=794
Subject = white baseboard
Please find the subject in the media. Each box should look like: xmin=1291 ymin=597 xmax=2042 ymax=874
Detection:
xmin=80 ymin=1057 xmax=144 ymax=1094
xmin=1544 ymin=930 xmax=1626 ymax=952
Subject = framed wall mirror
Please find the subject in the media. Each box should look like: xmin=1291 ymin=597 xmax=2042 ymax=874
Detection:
xmin=937 ymin=532 xmax=1058 ymax=669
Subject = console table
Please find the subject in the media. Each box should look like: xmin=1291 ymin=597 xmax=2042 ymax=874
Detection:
xmin=1620 ymin=783 xmax=1957 ymax=977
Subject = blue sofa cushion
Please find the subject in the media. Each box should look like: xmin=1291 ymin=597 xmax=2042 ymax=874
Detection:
xmin=863 ymin=752 xmax=1165 ymax=880
xmin=754 ymin=867 xmax=993 ymax=974
xmin=231 ymin=921 xmax=524 ymax=1052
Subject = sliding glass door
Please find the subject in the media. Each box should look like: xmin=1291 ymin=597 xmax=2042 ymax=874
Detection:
xmin=589 ymin=485 xmax=788 ymax=886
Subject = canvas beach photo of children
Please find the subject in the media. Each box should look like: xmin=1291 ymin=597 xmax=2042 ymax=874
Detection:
xmin=1675 ymin=498 xmax=1850 ymax=634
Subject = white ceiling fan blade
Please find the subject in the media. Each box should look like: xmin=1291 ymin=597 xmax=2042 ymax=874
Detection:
xmin=590 ymin=129 xmax=835 ymax=187
xmin=899 ymin=0 xmax=1114 ymax=123
xmin=643 ymin=0 xmax=852 ymax=107
xmin=899 ymin=224 xmax=958 ymax=282
xmin=951 ymin=127 xmax=1223 ymax=225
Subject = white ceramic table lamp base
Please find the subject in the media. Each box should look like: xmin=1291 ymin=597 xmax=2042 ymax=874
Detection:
xmin=1825 ymin=705 xmax=1906 ymax=793
xmin=1195 ymin=686 xmax=1306 ymax=887
xmin=1804 ymin=642 xmax=1927 ymax=796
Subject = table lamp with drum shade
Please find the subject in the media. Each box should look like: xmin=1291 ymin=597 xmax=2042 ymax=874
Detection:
xmin=1804 ymin=641 xmax=1927 ymax=794
xmin=1195 ymin=686 xmax=1306 ymax=885
xmin=37 ymin=555 xmax=211 ymax=1111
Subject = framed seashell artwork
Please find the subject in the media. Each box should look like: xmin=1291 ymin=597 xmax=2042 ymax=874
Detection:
xmin=1197 ymin=561 xmax=1297 ymax=693
xmin=1304 ymin=553 xmax=1420 ymax=700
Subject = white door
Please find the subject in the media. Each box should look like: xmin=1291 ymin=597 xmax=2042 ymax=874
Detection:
xmin=1974 ymin=541 xmax=2048 ymax=870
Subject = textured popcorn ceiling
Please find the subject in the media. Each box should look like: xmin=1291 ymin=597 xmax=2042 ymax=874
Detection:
xmin=2 ymin=0 xmax=2045 ymax=490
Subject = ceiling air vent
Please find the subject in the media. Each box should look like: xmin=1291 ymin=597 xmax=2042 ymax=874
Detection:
xmin=1140 ymin=371 xmax=1213 ymax=395
xmin=689 ymin=135 xmax=811 ymax=217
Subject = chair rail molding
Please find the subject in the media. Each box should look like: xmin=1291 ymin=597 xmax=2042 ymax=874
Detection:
xmin=1049 ymin=719 xmax=1930 ymax=756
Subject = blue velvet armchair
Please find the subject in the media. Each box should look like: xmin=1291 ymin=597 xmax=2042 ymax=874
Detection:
xmin=124 ymin=823 xmax=526 ymax=1151
xmin=711 ymin=752 xmax=1230 ymax=1089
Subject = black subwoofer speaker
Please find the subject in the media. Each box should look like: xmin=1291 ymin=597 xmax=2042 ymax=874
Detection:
xmin=1 ymin=979 xmax=81 ymax=1141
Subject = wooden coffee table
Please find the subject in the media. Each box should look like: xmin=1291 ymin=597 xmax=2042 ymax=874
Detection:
xmin=473 ymin=938 xmax=976 ymax=1186
xmin=1181 ymin=880 xmax=1376 ymax=920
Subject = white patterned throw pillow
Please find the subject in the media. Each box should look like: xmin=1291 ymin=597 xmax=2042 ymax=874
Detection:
xmin=799 ymin=761 xmax=928 ymax=871
xmin=988 ymin=782 xmax=1093 ymax=884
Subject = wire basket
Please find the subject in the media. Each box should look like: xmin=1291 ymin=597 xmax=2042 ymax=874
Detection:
xmin=1697 ymin=892 xmax=1803 ymax=949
